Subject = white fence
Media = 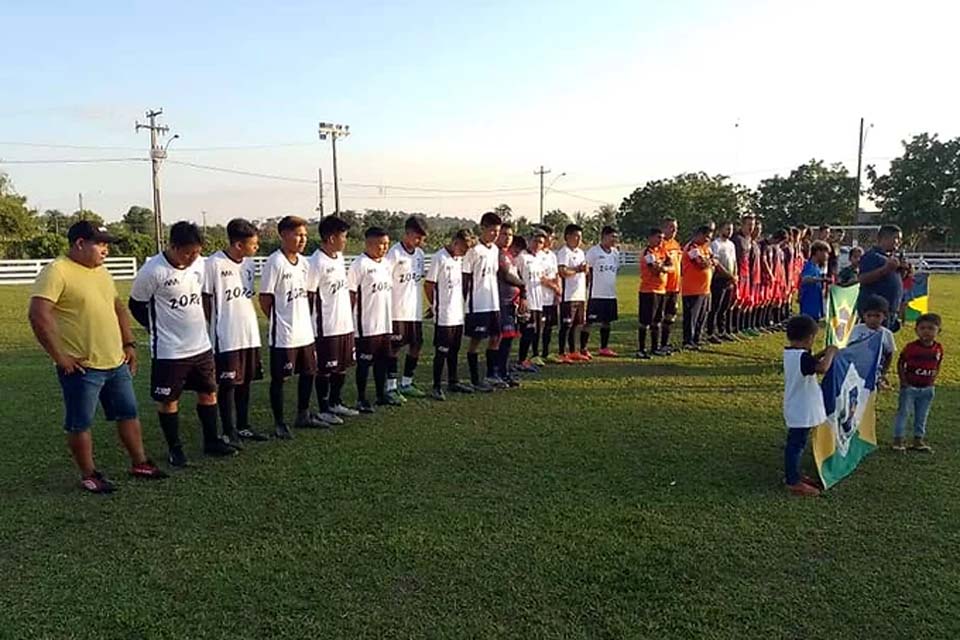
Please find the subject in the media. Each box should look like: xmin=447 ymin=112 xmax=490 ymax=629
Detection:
xmin=0 ymin=257 xmax=138 ymax=285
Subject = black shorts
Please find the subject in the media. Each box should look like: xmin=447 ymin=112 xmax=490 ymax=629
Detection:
xmin=662 ymin=292 xmax=679 ymax=321
xmin=638 ymin=292 xmax=666 ymax=327
xmin=542 ymin=304 xmax=559 ymax=325
xmin=391 ymin=321 xmax=424 ymax=348
xmin=151 ymin=350 xmax=217 ymax=402
xmin=433 ymin=325 xmax=464 ymax=354
xmin=587 ymin=298 xmax=618 ymax=324
xmin=356 ymin=334 xmax=392 ymax=361
xmin=500 ymin=304 xmax=520 ymax=338
xmin=214 ymin=347 xmax=263 ymax=386
xmin=465 ymin=311 xmax=502 ymax=340
xmin=560 ymin=301 xmax=586 ymax=327
xmin=270 ymin=344 xmax=318 ymax=379
xmin=524 ymin=309 xmax=543 ymax=330
xmin=316 ymin=333 xmax=355 ymax=374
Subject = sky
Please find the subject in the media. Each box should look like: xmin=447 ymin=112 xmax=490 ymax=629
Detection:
xmin=1 ymin=0 xmax=957 ymax=225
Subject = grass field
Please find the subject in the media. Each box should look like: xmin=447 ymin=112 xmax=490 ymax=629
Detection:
xmin=2 ymin=274 xmax=959 ymax=639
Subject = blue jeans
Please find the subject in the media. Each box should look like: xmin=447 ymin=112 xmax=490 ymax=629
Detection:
xmin=57 ymin=363 xmax=139 ymax=433
xmin=784 ymin=427 xmax=811 ymax=485
xmin=893 ymin=386 xmax=936 ymax=439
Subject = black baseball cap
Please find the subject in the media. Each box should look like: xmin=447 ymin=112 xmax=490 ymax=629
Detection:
xmin=67 ymin=221 xmax=117 ymax=244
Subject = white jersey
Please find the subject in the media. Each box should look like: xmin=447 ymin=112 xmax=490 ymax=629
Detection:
xmin=202 ymin=251 xmax=261 ymax=354
xmin=585 ymin=245 xmax=619 ymax=300
xmin=259 ymin=250 xmax=313 ymax=349
xmin=540 ymin=250 xmax=560 ymax=306
xmin=783 ymin=348 xmax=827 ymax=429
xmin=462 ymin=242 xmax=500 ymax=314
xmin=386 ymin=242 xmax=425 ymax=322
xmin=425 ymin=247 xmax=465 ymax=327
xmin=347 ymin=253 xmax=393 ymax=337
xmin=307 ymin=249 xmax=353 ymax=338
xmin=131 ymin=253 xmax=211 ymax=360
xmin=518 ymin=251 xmax=545 ymax=312
xmin=849 ymin=323 xmax=896 ymax=356
xmin=556 ymin=246 xmax=588 ymax=302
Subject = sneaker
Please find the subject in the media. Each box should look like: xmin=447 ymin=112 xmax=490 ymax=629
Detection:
xmin=744 ymin=329 xmax=761 ymax=337
xmin=579 ymin=350 xmax=593 ymax=361
xmin=449 ymin=382 xmax=475 ymax=394
xmin=294 ymin=412 xmax=327 ymax=429
xmin=472 ymin=380 xmax=495 ymax=393
xmin=634 ymin=350 xmax=651 ymax=360
xmin=399 ymin=384 xmax=427 ymax=398
xmin=329 ymin=404 xmax=360 ymax=417
xmin=505 ymin=375 xmax=521 ymax=388
xmin=223 ymin=431 xmax=244 ymax=450
xmin=517 ymin=360 xmax=539 ymax=373
xmin=377 ymin=393 xmax=404 ymax=407
xmin=530 ymin=356 xmax=546 ymax=367
xmin=487 ymin=376 xmax=509 ymax=390
xmin=652 ymin=347 xmax=671 ymax=357
xmin=891 ymin=437 xmax=906 ymax=452
xmin=708 ymin=336 xmax=723 ymax=345
xmin=910 ymin=438 xmax=933 ymax=453
xmin=238 ymin=427 xmax=270 ymax=442
xmin=130 ymin=459 xmax=168 ymax=480
xmin=431 ymin=387 xmax=447 ymax=401
xmin=548 ymin=354 xmax=567 ymax=364
xmin=682 ymin=343 xmax=701 ymax=351
xmin=273 ymin=423 xmax=294 ymax=440
xmin=801 ymin=474 xmax=823 ymax=490
xmin=786 ymin=482 xmax=821 ymax=497
xmin=356 ymin=400 xmax=376 ymax=414
xmin=597 ymin=348 xmax=619 ymax=358
xmin=80 ymin=471 xmax=116 ymax=494
xmin=204 ymin=439 xmax=240 ymax=457
xmin=567 ymin=352 xmax=587 ymax=362
xmin=168 ymin=446 xmax=189 ymax=468
xmin=317 ymin=411 xmax=344 ymax=426
xmin=720 ymin=334 xmax=737 ymax=342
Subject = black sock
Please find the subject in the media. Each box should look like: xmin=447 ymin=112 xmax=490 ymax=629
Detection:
xmin=518 ymin=329 xmax=533 ymax=362
xmin=660 ymin=322 xmax=672 ymax=349
xmin=403 ymin=354 xmax=418 ymax=379
xmin=567 ymin=327 xmax=576 ymax=354
xmin=235 ymin=383 xmax=251 ymax=431
xmin=269 ymin=378 xmax=285 ymax=426
xmin=498 ymin=339 xmax=512 ymax=377
xmin=579 ymin=330 xmax=589 ymax=352
xmin=387 ymin=356 xmax=399 ymax=385
xmin=356 ymin=359 xmax=371 ymax=403
xmin=600 ymin=326 xmax=611 ymax=349
xmin=297 ymin=374 xmax=314 ymax=414
xmin=197 ymin=403 xmax=219 ymax=447
xmin=651 ymin=325 xmax=661 ymax=350
xmin=433 ymin=349 xmax=445 ymax=389
xmin=558 ymin=323 xmax=569 ymax=354
xmin=531 ymin=324 xmax=541 ymax=357
xmin=330 ymin=372 xmax=346 ymax=406
xmin=218 ymin=384 xmax=235 ymax=437
xmin=485 ymin=348 xmax=498 ymax=378
xmin=373 ymin=357 xmax=388 ymax=401
xmin=467 ymin=352 xmax=480 ymax=385
xmin=541 ymin=323 xmax=553 ymax=357
xmin=315 ymin=375 xmax=331 ymax=412
xmin=638 ymin=326 xmax=647 ymax=352
xmin=447 ymin=347 xmax=460 ymax=386
xmin=158 ymin=411 xmax=181 ymax=450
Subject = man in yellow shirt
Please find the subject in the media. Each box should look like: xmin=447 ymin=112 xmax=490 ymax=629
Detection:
xmin=29 ymin=221 xmax=166 ymax=493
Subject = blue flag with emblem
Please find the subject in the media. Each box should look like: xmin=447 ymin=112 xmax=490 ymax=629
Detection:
xmin=812 ymin=331 xmax=883 ymax=489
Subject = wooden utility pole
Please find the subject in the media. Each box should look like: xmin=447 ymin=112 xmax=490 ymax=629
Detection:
xmin=535 ymin=165 xmax=551 ymax=224
xmin=136 ymin=109 xmax=175 ymax=251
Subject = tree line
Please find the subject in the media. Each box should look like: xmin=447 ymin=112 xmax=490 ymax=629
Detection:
xmin=1 ymin=132 xmax=957 ymax=261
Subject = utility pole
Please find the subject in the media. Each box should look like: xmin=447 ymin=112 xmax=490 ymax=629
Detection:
xmin=201 ymin=210 xmax=207 ymax=234
xmin=535 ymin=165 xmax=551 ymax=224
xmin=316 ymin=167 xmax=325 ymax=217
xmin=854 ymin=117 xmax=865 ymax=221
xmin=78 ymin=193 xmax=84 ymax=216
xmin=318 ymin=122 xmax=350 ymax=215
xmin=136 ymin=109 xmax=176 ymax=252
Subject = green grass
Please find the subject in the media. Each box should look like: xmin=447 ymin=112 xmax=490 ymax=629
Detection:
xmin=2 ymin=275 xmax=959 ymax=639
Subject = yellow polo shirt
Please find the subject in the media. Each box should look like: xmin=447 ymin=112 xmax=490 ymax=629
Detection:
xmin=31 ymin=257 xmax=125 ymax=369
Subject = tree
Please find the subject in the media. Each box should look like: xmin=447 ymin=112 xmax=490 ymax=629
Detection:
xmin=542 ymin=209 xmax=571 ymax=232
xmin=756 ymin=159 xmax=857 ymax=230
xmin=41 ymin=209 xmax=68 ymax=235
xmin=0 ymin=173 xmax=40 ymax=258
xmin=493 ymin=203 xmax=513 ymax=220
xmin=23 ymin=232 xmax=68 ymax=259
xmin=122 ymin=206 xmax=155 ymax=236
xmin=617 ymin=172 xmax=752 ymax=241
xmin=868 ymin=133 xmax=960 ymax=249
xmin=595 ymin=204 xmax=618 ymax=228
xmin=67 ymin=209 xmax=105 ymax=227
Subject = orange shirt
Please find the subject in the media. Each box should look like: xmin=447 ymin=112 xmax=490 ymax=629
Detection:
xmin=639 ymin=245 xmax=668 ymax=293
xmin=662 ymin=237 xmax=682 ymax=292
xmin=681 ymin=240 xmax=713 ymax=295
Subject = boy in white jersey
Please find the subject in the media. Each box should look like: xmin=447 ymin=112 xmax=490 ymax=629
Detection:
xmin=386 ymin=216 xmax=428 ymax=402
xmin=585 ymin=225 xmax=621 ymax=358
xmin=537 ymin=225 xmax=562 ymax=365
xmin=259 ymin=216 xmax=322 ymax=439
xmin=348 ymin=227 xmax=398 ymax=413
xmin=202 ymin=218 xmax=268 ymax=448
xmin=516 ymin=230 xmax=547 ymax=371
xmin=463 ymin=211 xmax=503 ymax=392
xmin=130 ymin=222 xmax=236 ymax=466
xmin=307 ymin=216 xmax=360 ymax=424
xmin=424 ymin=228 xmax=477 ymax=401
xmin=556 ymin=223 xmax=590 ymax=363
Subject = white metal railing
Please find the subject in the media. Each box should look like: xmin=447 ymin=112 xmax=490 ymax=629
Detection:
xmin=0 ymin=257 xmax=138 ymax=285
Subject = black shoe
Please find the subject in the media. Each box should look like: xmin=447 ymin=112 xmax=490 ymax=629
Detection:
xmin=377 ymin=394 xmax=404 ymax=407
xmin=708 ymin=336 xmax=723 ymax=345
xmin=472 ymin=380 xmax=494 ymax=393
xmin=273 ymin=423 xmax=294 ymax=440
xmin=431 ymin=387 xmax=447 ymax=401
xmin=505 ymin=376 xmax=521 ymax=388
xmin=357 ymin=400 xmax=376 ymax=414
xmin=448 ymin=382 xmax=475 ymax=394
xmin=652 ymin=347 xmax=671 ymax=357
xmin=682 ymin=342 xmax=701 ymax=351
xmin=294 ymin=412 xmax=327 ymax=429
xmin=634 ymin=350 xmax=651 ymax=360
xmin=168 ymin=446 xmax=188 ymax=468
xmin=223 ymin=432 xmax=244 ymax=450
xmin=204 ymin=439 xmax=239 ymax=457
xmin=80 ymin=471 xmax=116 ymax=494
xmin=238 ymin=427 xmax=269 ymax=442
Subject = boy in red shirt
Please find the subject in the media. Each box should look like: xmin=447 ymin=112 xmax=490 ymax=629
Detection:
xmin=893 ymin=313 xmax=944 ymax=453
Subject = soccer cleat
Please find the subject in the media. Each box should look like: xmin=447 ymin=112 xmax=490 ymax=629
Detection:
xmin=472 ymin=380 xmax=495 ymax=393
xmin=801 ymin=474 xmax=823 ymax=490
xmin=486 ymin=376 xmax=509 ymax=390
xmin=682 ymin=343 xmax=701 ymax=352
xmin=910 ymin=438 xmax=933 ymax=453
xmin=517 ymin=360 xmax=539 ymax=373
xmin=238 ymin=427 xmax=270 ymax=442
xmin=129 ymin=459 xmax=168 ymax=480
xmin=597 ymin=348 xmax=619 ymax=358
xmin=294 ymin=412 xmax=328 ymax=429
xmin=449 ymin=381 xmax=475 ymax=394
xmin=377 ymin=393 xmax=404 ymax=407
xmin=505 ymin=375 xmax=521 ymax=388
xmin=651 ymin=347 xmax=671 ymax=357
xmin=786 ymin=482 xmax=821 ymax=497
xmin=579 ymin=350 xmax=593 ymax=361
xmin=891 ymin=437 xmax=906 ymax=452
xmin=708 ymin=336 xmax=723 ymax=345
xmin=168 ymin=446 xmax=189 ymax=468
xmin=548 ymin=354 xmax=567 ymax=364
xmin=223 ymin=432 xmax=244 ymax=450
xmin=317 ymin=411 xmax=344 ymax=426
xmin=204 ymin=439 xmax=240 ymax=457
xmin=634 ymin=350 xmax=651 ymax=360
xmin=431 ymin=387 xmax=447 ymax=401
xmin=530 ymin=356 xmax=546 ymax=367
xmin=399 ymin=384 xmax=427 ymax=398
xmin=720 ymin=334 xmax=737 ymax=343
xmin=329 ymin=404 xmax=360 ymax=417
xmin=567 ymin=353 xmax=586 ymax=362
xmin=80 ymin=471 xmax=116 ymax=494
xmin=273 ymin=423 xmax=294 ymax=440
xmin=356 ymin=400 xmax=376 ymax=414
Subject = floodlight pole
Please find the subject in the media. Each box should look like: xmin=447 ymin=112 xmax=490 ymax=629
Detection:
xmin=318 ymin=122 xmax=351 ymax=216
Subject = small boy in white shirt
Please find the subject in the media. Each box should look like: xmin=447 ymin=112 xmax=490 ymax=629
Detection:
xmin=848 ymin=294 xmax=896 ymax=389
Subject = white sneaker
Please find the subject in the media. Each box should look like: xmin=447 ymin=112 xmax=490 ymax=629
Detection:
xmin=318 ymin=411 xmax=344 ymax=425
xmin=329 ymin=404 xmax=359 ymax=417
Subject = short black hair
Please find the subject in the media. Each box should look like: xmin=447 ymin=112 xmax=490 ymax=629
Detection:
xmin=510 ymin=236 xmax=527 ymax=252
xmin=849 ymin=246 xmax=864 ymax=257
xmin=500 ymin=221 xmax=514 ymax=231
xmin=647 ymin=227 xmax=664 ymax=238
xmin=480 ymin=212 xmax=503 ymax=228
xmin=169 ymin=221 xmax=203 ymax=248
xmin=601 ymin=226 xmax=618 ymax=237
xmin=695 ymin=224 xmax=712 ymax=236
xmin=451 ymin=228 xmax=476 ymax=245
xmin=662 ymin=216 xmax=677 ymax=223
xmin=773 ymin=229 xmax=788 ymax=242
xmin=318 ymin=215 xmax=350 ymax=240
xmin=278 ymin=215 xmax=308 ymax=234
xmin=786 ymin=315 xmax=819 ymax=341
xmin=226 ymin=218 xmax=258 ymax=243
xmin=916 ymin=313 xmax=942 ymax=328
xmin=405 ymin=216 xmax=427 ymax=236
xmin=537 ymin=224 xmax=554 ymax=235
xmin=819 ymin=224 xmax=831 ymax=231
xmin=364 ymin=226 xmax=388 ymax=239
xmin=564 ymin=224 xmax=582 ymax=237
xmin=878 ymin=224 xmax=902 ymax=239
xmin=862 ymin=294 xmax=890 ymax=315
xmin=810 ymin=240 xmax=831 ymax=256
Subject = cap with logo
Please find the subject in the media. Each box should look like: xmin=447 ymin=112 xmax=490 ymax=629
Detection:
xmin=67 ymin=221 xmax=117 ymax=244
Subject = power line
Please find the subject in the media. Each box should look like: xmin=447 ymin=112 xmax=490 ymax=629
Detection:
xmin=0 ymin=157 xmax=147 ymax=164
xmin=0 ymin=140 xmax=316 ymax=151
xmin=168 ymin=160 xmax=316 ymax=184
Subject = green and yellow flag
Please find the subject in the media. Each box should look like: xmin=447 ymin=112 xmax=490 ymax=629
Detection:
xmin=904 ymin=273 xmax=930 ymax=321
xmin=825 ymin=284 xmax=859 ymax=347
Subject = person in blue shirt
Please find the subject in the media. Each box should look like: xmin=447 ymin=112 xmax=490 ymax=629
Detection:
xmin=799 ymin=241 xmax=830 ymax=320
xmin=857 ymin=224 xmax=904 ymax=331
